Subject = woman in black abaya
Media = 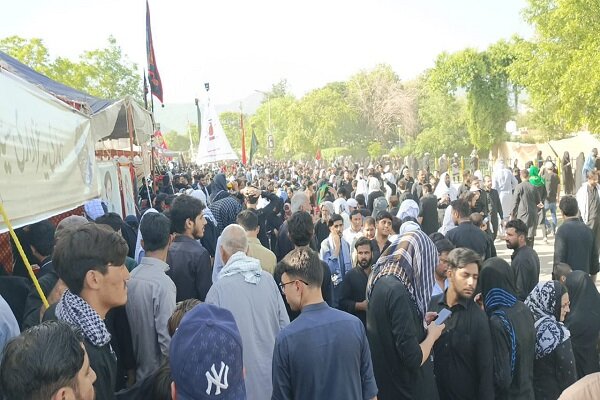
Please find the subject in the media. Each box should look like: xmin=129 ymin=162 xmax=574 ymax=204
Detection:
xmin=480 ymin=257 xmax=536 ymax=400
xmin=565 ymin=270 xmax=600 ymax=379
xmin=562 ymin=152 xmax=575 ymax=195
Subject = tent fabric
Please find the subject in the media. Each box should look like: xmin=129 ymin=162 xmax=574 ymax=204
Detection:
xmin=0 ymin=50 xmax=112 ymax=114
xmin=0 ymin=51 xmax=153 ymax=143
xmin=0 ymin=69 xmax=100 ymax=233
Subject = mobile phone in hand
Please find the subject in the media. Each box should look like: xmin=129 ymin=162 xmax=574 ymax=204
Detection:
xmin=436 ymin=308 xmax=452 ymax=325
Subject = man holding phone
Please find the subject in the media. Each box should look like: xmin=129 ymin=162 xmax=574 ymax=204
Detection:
xmin=429 ymin=247 xmax=494 ymax=400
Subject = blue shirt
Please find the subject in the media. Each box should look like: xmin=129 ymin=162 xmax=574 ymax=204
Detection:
xmin=272 ymin=302 xmax=378 ymax=400
xmin=431 ymin=279 xmax=449 ymax=297
xmin=0 ymin=295 xmax=19 ymax=359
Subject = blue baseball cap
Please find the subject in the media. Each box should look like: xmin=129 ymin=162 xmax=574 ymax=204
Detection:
xmin=170 ymin=304 xmax=246 ymax=400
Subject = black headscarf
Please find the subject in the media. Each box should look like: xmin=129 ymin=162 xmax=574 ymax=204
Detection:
xmin=161 ymin=174 xmax=174 ymax=195
xmin=480 ymin=257 xmax=519 ymax=374
xmin=210 ymin=174 xmax=228 ymax=203
xmin=480 ymin=257 xmax=518 ymax=300
xmin=565 ymin=270 xmax=600 ymax=334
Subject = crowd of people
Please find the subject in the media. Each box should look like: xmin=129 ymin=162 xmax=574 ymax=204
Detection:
xmin=1 ymin=149 xmax=600 ymax=400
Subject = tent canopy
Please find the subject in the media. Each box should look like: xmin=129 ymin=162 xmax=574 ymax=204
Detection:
xmin=0 ymin=50 xmax=112 ymax=114
xmin=0 ymin=50 xmax=153 ymax=143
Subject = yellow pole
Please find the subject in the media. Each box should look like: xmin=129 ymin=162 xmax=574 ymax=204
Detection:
xmin=0 ymin=203 xmax=49 ymax=308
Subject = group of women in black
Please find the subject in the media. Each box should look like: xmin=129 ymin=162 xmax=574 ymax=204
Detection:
xmin=481 ymin=258 xmax=600 ymax=400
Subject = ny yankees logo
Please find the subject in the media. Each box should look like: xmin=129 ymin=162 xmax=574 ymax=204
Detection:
xmin=205 ymin=361 xmax=229 ymax=395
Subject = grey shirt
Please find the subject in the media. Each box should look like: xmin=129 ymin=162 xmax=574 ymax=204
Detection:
xmin=125 ymin=257 xmax=177 ymax=381
xmin=0 ymin=295 xmax=19 ymax=360
xmin=206 ymin=256 xmax=289 ymax=400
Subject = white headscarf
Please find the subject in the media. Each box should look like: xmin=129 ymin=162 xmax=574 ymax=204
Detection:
xmin=368 ymin=177 xmax=381 ymax=195
xmin=333 ymin=198 xmax=349 ymax=215
xmin=438 ymin=206 xmax=456 ymax=235
xmin=397 ymin=199 xmax=420 ymax=220
xmin=434 ymin=172 xmax=458 ymax=201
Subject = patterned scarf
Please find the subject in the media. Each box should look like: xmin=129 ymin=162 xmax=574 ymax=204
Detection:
xmin=56 ymin=289 xmax=111 ymax=347
xmin=525 ymin=281 xmax=571 ymax=359
xmin=367 ymin=230 xmax=437 ymax=320
xmin=219 ymin=251 xmax=263 ymax=284
xmin=485 ymin=288 xmax=518 ymax=375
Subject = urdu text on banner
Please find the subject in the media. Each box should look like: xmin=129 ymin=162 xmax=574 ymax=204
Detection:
xmin=0 ymin=71 xmax=99 ymax=232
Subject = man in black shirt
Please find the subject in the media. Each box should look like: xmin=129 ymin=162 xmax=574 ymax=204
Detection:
xmin=419 ymin=184 xmax=440 ymax=235
xmin=506 ymin=219 xmax=540 ymax=301
xmin=166 ymin=195 xmax=212 ymax=302
xmin=339 ymin=237 xmax=372 ymax=327
xmin=370 ymin=211 xmax=392 ymax=263
xmin=483 ymin=175 xmax=503 ymax=240
xmin=429 ymin=247 xmax=494 ymax=400
xmin=576 ymin=170 xmax=600 ymax=259
xmin=446 ymin=199 xmax=492 ymax=259
xmin=554 ymin=196 xmax=599 ymax=281
xmin=273 ymin=211 xmax=333 ymax=321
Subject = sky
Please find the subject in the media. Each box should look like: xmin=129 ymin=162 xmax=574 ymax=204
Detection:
xmin=1 ymin=0 xmax=533 ymax=105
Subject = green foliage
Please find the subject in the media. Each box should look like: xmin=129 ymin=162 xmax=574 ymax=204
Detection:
xmin=163 ymin=130 xmax=189 ymax=151
xmin=0 ymin=35 xmax=142 ymax=102
xmin=219 ymin=111 xmax=245 ymax=151
xmin=321 ymin=147 xmax=351 ymax=160
xmin=415 ymin=73 xmax=470 ymax=156
xmin=367 ymin=142 xmax=383 ymax=158
xmin=510 ymin=0 xmax=600 ymax=133
xmin=249 ymin=95 xmax=298 ymax=158
xmin=260 ymin=79 xmax=289 ymax=102
xmin=0 ymin=36 xmax=52 ymax=74
xmin=428 ymin=41 xmax=515 ymax=151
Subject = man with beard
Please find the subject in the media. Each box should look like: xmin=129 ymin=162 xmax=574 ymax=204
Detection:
xmin=429 ymin=248 xmax=494 ymax=400
xmin=339 ymin=237 xmax=373 ymax=327
xmin=362 ymin=216 xmax=377 ymax=241
xmin=411 ymin=169 xmax=427 ymax=201
xmin=505 ymin=219 xmax=540 ymax=301
xmin=166 ymin=195 xmax=212 ymax=301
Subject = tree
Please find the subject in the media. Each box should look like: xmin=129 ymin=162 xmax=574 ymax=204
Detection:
xmin=163 ymin=130 xmax=189 ymax=151
xmin=249 ymin=95 xmax=298 ymax=159
xmin=0 ymin=36 xmax=52 ymax=74
xmin=293 ymin=85 xmax=360 ymax=149
xmin=347 ymin=64 xmax=419 ymax=145
xmin=219 ymin=111 xmax=245 ymax=151
xmin=510 ymin=0 xmax=600 ymax=133
xmin=415 ymin=73 xmax=470 ymax=156
xmin=428 ymin=41 xmax=515 ymax=151
xmin=0 ymin=35 xmax=142 ymax=102
xmin=262 ymin=79 xmax=289 ymax=100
